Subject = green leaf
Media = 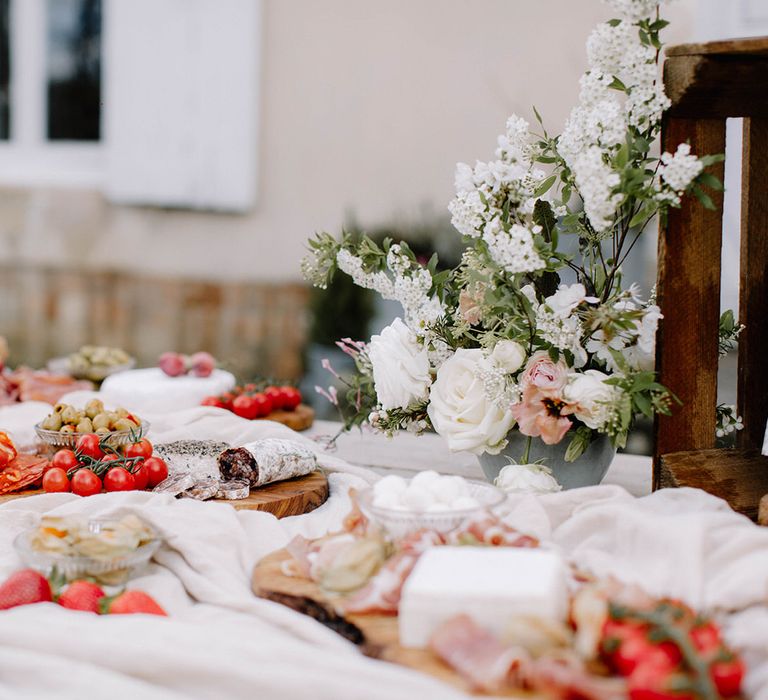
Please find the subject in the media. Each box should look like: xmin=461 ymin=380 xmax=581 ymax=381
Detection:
xmin=534 ymin=175 xmax=557 ymax=198
xmin=692 ymin=184 xmax=716 ymax=210
xmin=698 ymin=172 xmax=723 ymax=191
xmin=565 ymin=427 xmax=592 ymax=463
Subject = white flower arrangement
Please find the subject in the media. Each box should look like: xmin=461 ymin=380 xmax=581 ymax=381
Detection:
xmin=303 ymin=0 xmax=726 ymax=461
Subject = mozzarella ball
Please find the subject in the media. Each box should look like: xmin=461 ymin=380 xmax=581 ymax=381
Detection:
xmin=373 ymin=491 xmax=402 ymax=510
xmin=410 ymin=470 xmax=441 ymax=491
xmin=426 ymin=502 xmax=451 ymax=513
xmin=431 ymin=477 xmax=464 ymax=505
xmin=402 ymin=484 xmax=435 ymax=511
xmin=374 ymin=475 xmax=407 ymax=497
xmin=451 ymin=496 xmax=480 ymax=510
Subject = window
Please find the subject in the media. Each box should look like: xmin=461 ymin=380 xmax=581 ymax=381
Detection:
xmin=47 ymin=0 xmax=102 ymax=141
xmin=0 ymin=0 xmax=260 ymax=211
xmin=0 ymin=0 xmax=10 ymax=140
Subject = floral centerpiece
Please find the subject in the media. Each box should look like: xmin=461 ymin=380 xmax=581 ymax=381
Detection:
xmin=302 ymin=0 xmax=724 ymax=489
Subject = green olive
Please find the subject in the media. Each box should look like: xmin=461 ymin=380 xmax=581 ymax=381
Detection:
xmin=76 ymin=418 xmax=94 ymax=433
xmin=85 ymin=399 xmax=104 ymax=420
xmin=114 ymin=407 xmax=128 ymax=419
xmin=113 ymin=418 xmax=135 ymax=431
xmin=53 ymin=403 xmax=67 ymax=414
xmin=41 ymin=413 xmax=62 ymax=431
xmin=95 ymin=427 xmax=111 ymax=436
xmin=92 ymin=413 xmax=111 ymax=430
xmin=59 ymin=424 xmax=75 ymax=434
xmin=60 ymin=406 xmax=80 ymax=425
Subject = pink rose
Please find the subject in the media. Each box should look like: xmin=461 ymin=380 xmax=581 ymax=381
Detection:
xmin=520 ymin=350 xmax=568 ymax=397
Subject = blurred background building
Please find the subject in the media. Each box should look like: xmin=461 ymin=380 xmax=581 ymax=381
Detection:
xmin=0 ymin=0 xmax=765 ymax=423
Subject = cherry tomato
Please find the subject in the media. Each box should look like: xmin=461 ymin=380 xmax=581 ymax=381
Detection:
xmin=628 ymin=664 xmax=694 ymax=700
xmin=200 ymin=396 xmax=223 ymax=408
xmin=253 ymin=392 xmax=273 ymax=417
xmin=131 ymin=461 xmax=149 ymax=490
xmin=264 ymin=386 xmax=284 ymax=410
xmin=123 ymin=438 xmax=153 ymax=461
xmin=51 ymin=449 xmax=79 ymax=472
xmin=75 ymin=434 xmax=104 ymax=460
xmin=219 ymin=392 xmax=235 ymax=410
xmin=243 ymin=383 xmax=257 ymax=393
xmin=279 ymin=386 xmax=302 ymax=411
xmin=613 ymin=634 xmax=679 ymax=677
xmin=98 ymin=454 xmax=120 ymax=468
xmin=711 ymin=658 xmax=744 ymax=697
xmin=71 ymin=469 xmax=102 ymax=497
xmin=690 ymin=622 xmax=721 ymax=657
xmin=42 ymin=467 xmax=70 ymax=493
xmin=103 ymin=467 xmax=136 ymax=492
xmin=143 ymin=457 xmax=169 ymax=488
xmin=232 ymin=394 xmax=259 ymax=420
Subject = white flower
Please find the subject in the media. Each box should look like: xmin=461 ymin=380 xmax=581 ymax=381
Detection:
xmin=427 ymin=349 xmax=515 ymax=455
xmin=659 ymin=143 xmax=703 ymax=193
xmin=368 ymin=318 xmax=431 ymax=411
xmin=490 ymin=340 xmax=527 ymax=374
xmin=495 ymin=463 xmax=562 ymax=495
xmin=586 ymin=330 xmax=626 ymax=372
xmin=483 ymin=218 xmax=545 ymax=275
xmin=544 ymin=283 xmax=595 ymax=318
xmin=603 ymin=0 xmax=666 ymax=23
xmin=571 ymin=146 xmax=622 ymax=233
xmin=563 ymin=370 xmax=617 ymax=430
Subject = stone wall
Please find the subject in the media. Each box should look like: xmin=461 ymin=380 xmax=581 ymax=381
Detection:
xmin=0 ymin=265 xmax=309 ymax=381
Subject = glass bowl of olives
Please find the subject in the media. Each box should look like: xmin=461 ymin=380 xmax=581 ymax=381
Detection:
xmin=35 ymin=399 xmax=148 ymax=449
xmin=48 ymin=345 xmax=135 ymax=383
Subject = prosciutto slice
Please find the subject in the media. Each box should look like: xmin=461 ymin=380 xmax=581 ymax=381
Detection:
xmin=430 ymin=615 xmax=529 ymax=693
xmin=338 ymin=552 xmax=418 ymax=615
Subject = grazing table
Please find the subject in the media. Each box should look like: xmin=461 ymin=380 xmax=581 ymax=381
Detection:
xmin=1 ymin=406 xmax=767 ymax=699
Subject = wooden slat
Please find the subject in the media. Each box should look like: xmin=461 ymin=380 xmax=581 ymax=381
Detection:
xmin=737 ymin=118 xmax=768 ymax=449
xmin=667 ymin=37 xmax=768 ymax=57
xmin=654 ymin=118 xmax=726 ymax=489
xmin=664 ymin=54 xmax=768 ymax=118
xmin=658 ymin=448 xmax=768 ymax=521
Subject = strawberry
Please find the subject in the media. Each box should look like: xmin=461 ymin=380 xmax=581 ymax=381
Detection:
xmin=0 ymin=569 xmax=52 ymax=610
xmin=103 ymin=590 xmax=167 ymax=616
xmin=57 ymin=580 xmax=105 ymax=613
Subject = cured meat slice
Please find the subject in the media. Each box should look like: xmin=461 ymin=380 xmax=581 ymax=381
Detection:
xmin=339 ymin=552 xmax=418 ymax=615
xmin=446 ymin=513 xmax=539 ymax=548
xmin=0 ymin=454 xmax=47 ymax=494
xmin=430 ymin=615 xmax=528 ymax=693
xmin=218 ymin=439 xmax=316 ymax=487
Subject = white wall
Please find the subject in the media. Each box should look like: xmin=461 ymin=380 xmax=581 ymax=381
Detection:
xmin=0 ymin=0 xmax=696 ymax=282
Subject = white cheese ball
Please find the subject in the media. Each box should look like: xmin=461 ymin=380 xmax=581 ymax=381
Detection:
xmin=451 ymin=496 xmax=480 ymax=510
xmin=373 ymin=491 xmax=403 ymax=510
xmin=431 ymin=477 xmax=465 ymax=505
xmin=410 ymin=470 xmax=441 ymax=491
xmin=403 ymin=484 xmax=436 ymax=511
xmin=374 ymin=475 xmax=408 ymax=498
xmin=426 ymin=502 xmax=451 ymax=513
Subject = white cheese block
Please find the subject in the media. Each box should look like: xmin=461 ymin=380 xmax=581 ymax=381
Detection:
xmin=399 ymin=546 xmax=568 ymax=648
xmin=100 ymin=368 xmax=236 ymax=414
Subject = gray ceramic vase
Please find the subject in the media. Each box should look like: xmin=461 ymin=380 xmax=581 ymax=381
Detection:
xmin=477 ymin=430 xmax=616 ymax=490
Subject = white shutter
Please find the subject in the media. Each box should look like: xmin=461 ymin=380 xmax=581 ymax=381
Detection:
xmin=104 ymin=0 xmax=260 ymax=212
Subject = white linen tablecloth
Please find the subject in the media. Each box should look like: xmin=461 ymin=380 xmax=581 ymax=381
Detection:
xmin=0 ymin=402 xmax=766 ymax=699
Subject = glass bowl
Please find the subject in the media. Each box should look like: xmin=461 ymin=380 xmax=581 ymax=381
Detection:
xmin=13 ymin=519 xmax=161 ymax=586
xmin=47 ymin=356 xmax=136 ymax=383
xmin=34 ymin=421 xmax=150 ymax=450
xmin=357 ymin=480 xmax=506 ymax=538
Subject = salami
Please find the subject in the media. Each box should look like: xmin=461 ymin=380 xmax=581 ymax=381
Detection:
xmin=218 ymin=439 xmax=316 ymax=488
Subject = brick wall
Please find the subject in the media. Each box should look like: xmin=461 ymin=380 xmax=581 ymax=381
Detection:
xmin=0 ymin=265 xmax=309 ymax=381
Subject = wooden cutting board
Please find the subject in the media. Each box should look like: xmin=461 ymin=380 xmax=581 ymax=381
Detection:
xmin=252 ymin=548 xmax=525 ymax=696
xmin=259 ymin=404 xmax=315 ymax=432
xmin=0 ymin=470 xmax=329 ymax=517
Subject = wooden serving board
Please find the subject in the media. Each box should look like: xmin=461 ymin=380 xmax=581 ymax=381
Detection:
xmin=0 ymin=471 xmax=329 ymax=518
xmin=258 ymin=404 xmax=315 ymax=431
xmin=252 ymin=548 xmax=524 ymax=696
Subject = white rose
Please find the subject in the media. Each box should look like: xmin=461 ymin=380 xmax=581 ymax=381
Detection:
xmin=427 ymin=348 xmax=515 ymax=455
xmin=490 ymin=340 xmax=526 ymax=374
xmin=495 ymin=463 xmax=562 ymax=494
xmin=368 ymin=318 xmax=431 ymax=411
xmin=562 ymin=370 xmax=615 ymax=429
